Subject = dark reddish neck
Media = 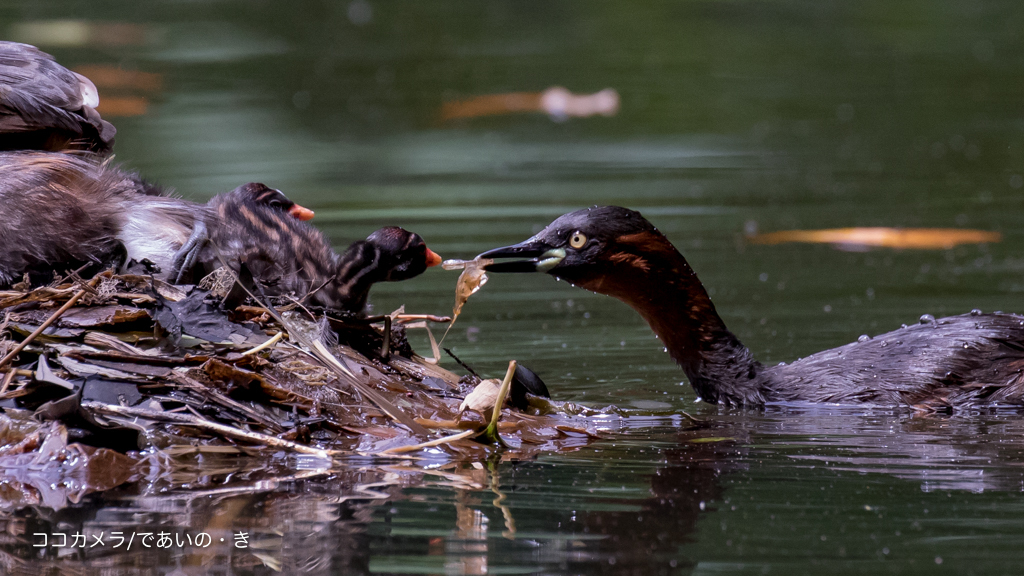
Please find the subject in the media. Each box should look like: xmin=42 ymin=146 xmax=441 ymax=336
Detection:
xmin=573 ymin=233 xmax=765 ymax=404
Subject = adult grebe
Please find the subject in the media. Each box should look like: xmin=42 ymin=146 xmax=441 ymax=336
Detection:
xmin=0 ymin=152 xmax=315 ymax=285
xmin=479 ymin=206 xmax=1024 ymax=410
xmin=0 ymin=41 xmax=115 ymax=153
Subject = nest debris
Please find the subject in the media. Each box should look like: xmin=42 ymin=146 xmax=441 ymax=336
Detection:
xmin=0 ymin=270 xmax=600 ymax=473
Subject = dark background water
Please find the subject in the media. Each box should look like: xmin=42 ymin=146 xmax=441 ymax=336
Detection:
xmin=3 ymin=1 xmax=1024 ymax=574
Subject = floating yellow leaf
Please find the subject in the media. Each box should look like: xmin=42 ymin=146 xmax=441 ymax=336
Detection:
xmin=749 ymin=228 xmax=1001 ymax=250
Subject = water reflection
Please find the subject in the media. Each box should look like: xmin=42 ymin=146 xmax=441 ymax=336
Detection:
xmin=5 ymin=410 xmax=1024 ymax=573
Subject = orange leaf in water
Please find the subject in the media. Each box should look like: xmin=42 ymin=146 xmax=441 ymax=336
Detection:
xmin=749 ymin=228 xmax=1001 ymax=250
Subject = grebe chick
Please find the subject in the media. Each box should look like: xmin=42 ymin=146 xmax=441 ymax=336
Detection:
xmin=479 ymin=206 xmax=1024 ymax=410
xmin=0 ymin=41 xmax=115 ymax=153
xmin=203 ymin=195 xmax=442 ymax=312
xmin=167 ymin=182 xmax=314 ymax=282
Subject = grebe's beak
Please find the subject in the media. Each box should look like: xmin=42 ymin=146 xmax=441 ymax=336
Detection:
xmin=425 ymin=247 xmax=443 ymax=268
xmin=478 ymin=240 xmax=565 ymax=273
xmin=289 ymin=204 xmax=316 ymax=221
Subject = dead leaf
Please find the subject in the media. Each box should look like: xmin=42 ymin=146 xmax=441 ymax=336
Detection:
xmin=749 ymin=227 xmax=1001 ymax=250
xmin=459 ymin=378 xmax=503 ymax=414
xmin=440 ymin=258 xmax=491 ymax=343
xmin=58 ymin=305 xmax=149 ymax=328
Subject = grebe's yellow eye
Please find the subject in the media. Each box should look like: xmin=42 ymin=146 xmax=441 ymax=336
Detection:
xmin=569 ymin=232 xmax=587 ymax=249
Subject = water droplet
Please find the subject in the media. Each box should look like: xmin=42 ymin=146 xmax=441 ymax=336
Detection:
xmin=901 ymin=324 xmax=908 ymax=329
xmin=919 ymin=314 xmax=935 ymax=325
xmin=880 ymin=341 xmax=888 ymax=347
xmin=858 ymin=334 xmax=871 ymax=342
xmin=971 ymin=309 xmax=982 ymax=316
xmin=963 ymin=343 xmax=969 ymax=349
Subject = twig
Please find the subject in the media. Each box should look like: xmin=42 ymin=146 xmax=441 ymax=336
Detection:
xmin=242 ymin=331 xmax=284 ymax=356
xmin=0 ymin=368 xmax=33 ymax=377
xmin=0 ymin=276 xmax=101 ymax=370
xmin=414 ymin=417 xmax=519 ymax=432
xmin=283 ymin=294 xmax=316 ymax=320
xmin=82 ymin=401 xmax=341 ymax=458
xmin=381 ymin=428 xmax=476 ymax=455
xmin=299 ymin=276 xmax=334 ymax=305
xmin=0 ymin=369 xmax=15 ymax=396
xmin=380 ymin=316 xmax=391 ymax=359
xmin=394 ymin=314 xmax=452 ymax=324
xmin=52 ymin=263 xmax=93 ymax=287
xmin=443 ymin=348 xmax=480 ymax=378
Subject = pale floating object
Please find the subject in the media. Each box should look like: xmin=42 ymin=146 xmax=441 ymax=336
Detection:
xmin=749 ymin=228 xmax=1002 ymax=250
xmin=459 ymin=378 xmax=504 ymax=414
xmin=440 ymin=87 xmax=619 ymax=122
xmin=540 ymin=87 xmax=619 ymax=121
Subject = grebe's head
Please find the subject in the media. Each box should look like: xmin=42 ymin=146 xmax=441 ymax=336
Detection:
xmin=478 ymin=206 xmax=678 ymax=296
xmin=366 ymin=226 xmax=443 ymax=282
xmin=227 ymin=182 xmax=315 ymax=220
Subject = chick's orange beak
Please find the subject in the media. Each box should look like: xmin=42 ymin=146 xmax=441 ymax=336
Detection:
xmin=425 ymin=247 xmax=443 ymax=268
xmin=288 ymin=204 xmax=316 ymax=221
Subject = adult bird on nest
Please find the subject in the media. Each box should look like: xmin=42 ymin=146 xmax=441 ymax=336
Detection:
xmin=0 ymin=152 xmax=441 ymax=312
xmin=0 ymin=41 xmax=115 ymax=154
xmin=0 ymin=43 xmax=322 ymax=286
xmin=478 ymin=206 xmax=1024 ymax=411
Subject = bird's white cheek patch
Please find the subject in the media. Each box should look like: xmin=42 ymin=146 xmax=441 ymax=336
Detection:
xmin=536 ymin=248 xmax=566 ymax=272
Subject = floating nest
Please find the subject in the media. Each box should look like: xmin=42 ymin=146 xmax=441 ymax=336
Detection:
xmin=0 ymin=269 xmax=603 ymax=506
